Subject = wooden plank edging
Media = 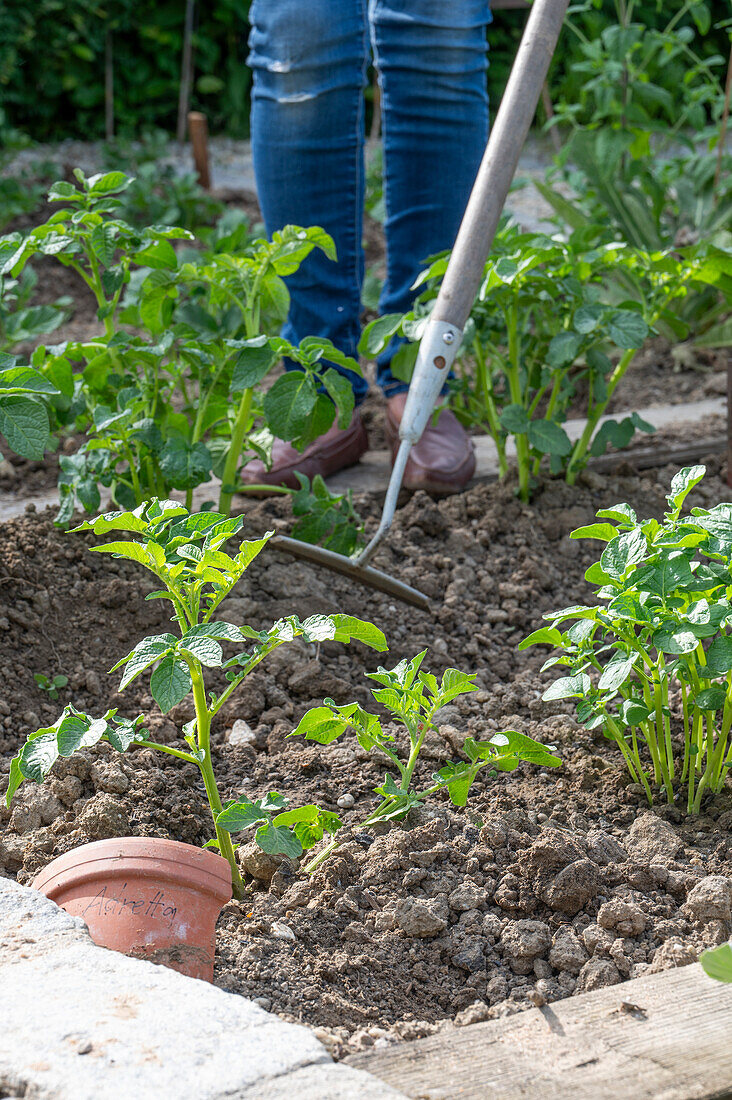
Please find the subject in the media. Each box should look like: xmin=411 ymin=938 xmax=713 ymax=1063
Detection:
xmin=345 ymin=963 xmax=732 ymax=1100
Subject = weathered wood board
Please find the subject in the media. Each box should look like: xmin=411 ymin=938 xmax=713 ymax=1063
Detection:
xmin=347 ymin=964 xmax=732 ymax=1100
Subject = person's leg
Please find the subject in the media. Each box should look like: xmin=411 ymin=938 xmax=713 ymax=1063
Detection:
xmin=369 ymin=0 xmax=491 ymax=396
xmin=369 ymin=0 xmax=491 ymax=493
xmin=248 ymin=0 xmax=369 ymax=403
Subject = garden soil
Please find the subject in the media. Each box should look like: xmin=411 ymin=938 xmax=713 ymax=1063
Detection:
xmin=2 ymin=457 xmax=732 ymax=1056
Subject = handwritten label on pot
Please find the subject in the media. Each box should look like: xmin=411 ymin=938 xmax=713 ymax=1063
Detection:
xmin=82 ymin=883 xmax=178 ymax=925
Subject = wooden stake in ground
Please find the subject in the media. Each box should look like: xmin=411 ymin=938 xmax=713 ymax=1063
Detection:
xmin=105 ymin=28 xmax=114 ymax=141
xmin=714 ymin=41 xmax=732 ymax=195
xmin=727 ymin=357 xmax=732 ymax=489
xmin=188 ymin=111 xmax=211 ymax=190
xmin=177 ymin=0 xmax=196 ymax=143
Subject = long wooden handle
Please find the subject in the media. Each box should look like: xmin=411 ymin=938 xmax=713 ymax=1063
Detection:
xmin=433 ymin=0 xmax=569 ymax=330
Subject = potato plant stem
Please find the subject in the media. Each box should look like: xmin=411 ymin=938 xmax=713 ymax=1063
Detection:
xmin=304 ymin=755 xmax=496 ymax=875
xmin=505 ymin=304 xmax=530 ymax=501
xmin=473 ymin=338 xmax=507 ymax=477
xmin=188 ymin=661 xmax=246 ymax=899
xmin=565 ymin=346 xmax=636 ymax=484
xmin=218 ymin=387 xmax=253 ymax=515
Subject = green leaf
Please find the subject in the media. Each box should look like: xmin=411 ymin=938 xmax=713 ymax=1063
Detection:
xmin=183 ymin=622 xmax=251 ymax=645
xmin=696 ymin=317 xmax=732 ymax=349
xmin=77 ymin=500 xmax=186 ymax=535
xmin=542 ymin=674 xmax=591 ymax=701
xmin=518 ymin=626 xmax=563 ymax=650
xmin=255 ymin=821 xmax=303 ymax=858
xmin=0 ymin=365 xmax=59 ymax=396
xmin=693 ymin=686 xmax=727 ymax=712
xmin=589 ymin=418 xmax=636 ymax=458
xmin=263 ymin=371 xmax=318 ymax=441
xmin=236 ymin=534 xmax=274 ymax=572
xmin=329 ymin=614 xmax=388 ymax=652
xmin=290 ymin=706 xmax=350 ymax=745
xmin=433 ymin=761 xmax=474 ymax=807
xmin=436 ymin=668 xmax=478 ymax=706
xmin=293 ymin=809 xmax=341 ymax=850
xmin=485 ymin=729 xmax=561 ymax=768
xmin=149 ymin=656 xmax=192 ymax=713
xmin=690 ymin=2 xmax=711 ymax=36
xmin=230 ymin=339 xmax=278 ymax=392
xmin=618 ymin=698 xmax=652 ymax=726
xmin=527 ymin=420 xmax=572 ymax=457
xmin=573 ymin=305 xmax=603 ymax=334
xmin=607 ymin=310 xmax=649 ymax=349
xmin=159 ymin=439 xmax=212 ymax=491
xmin=273 ymin=804 xmax=322 ymax=829
xmin=0 ymin=395 xmax=50 ymax=459
xmin=500 ymin=404 xmax=530 ymax=434
xmin=5 ymin=756 xmax=24 ymax=806
xmin=88 ymin=171 xmax=133 ymax=196
xmin=113 ymin=633 xmax=176 ymax=691
xmin=547 ymin=331 xmax=582 ymax=368
xmin=90 ymin=540 xmax=161 ymax=570
xmin=601 ymin=528 xmax=647 ymax=580
xmin=571 ymin=523 xmax=619 ymax=542
xmin=706 ymin=636 xmax=732 ymax=677
xmin=179 ymin=635 xmax=223 ymax=668
xmin=358 ymin=313 xmax=403 ymax=357
xmin=216 ymin=799 xmax=268 ymax=832
xmin=105 ymin=715 xmax=148 ymax=752
xmin=321 ymin=368 xmax=355 ymax=430
xmin=90 ymin=224 xmax=116 ymax=266
xmin=666 ymin=465 xmax=705 ymax=517
xmin=134 ymin=238 xmax=178 ymax=270
xmin=701 ymin=943 xmax=732 ymax=983
xmin=598 ymin=657 xmax=635 ymax=693
xmin=47 ymin=180 xmax=79 ymax=202
xmin=596 ymin=504 xmax=637 ymax=525
xmin=652 ymin=624 xmax=699 ymax=655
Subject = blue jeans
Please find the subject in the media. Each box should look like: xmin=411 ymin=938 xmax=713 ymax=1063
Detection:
xmin=248 ymin=0 xmax=491 ymax=404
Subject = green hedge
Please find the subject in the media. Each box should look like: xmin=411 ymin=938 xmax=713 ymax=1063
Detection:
xmin=0 ymin=0 xmax=726 ymax=144
xmin=0 ymin=0 xmax=251 ymax=141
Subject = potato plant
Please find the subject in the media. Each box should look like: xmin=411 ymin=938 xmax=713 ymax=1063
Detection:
xmin=522 ymin=466 xmax=732 ymax=812
xmin=5 ymin=499 xmax=386 ymax=898
xmin=0 ymin=170 xmax=359 ymax=524
xmin=361 ymin=225 xmax=731 ymax=501
xmin=270 ymin=651 xmax=561 ymax=872
xmin=0 ymin=352 xmax=61 ymax=460
xmin=0 ymin=265 xmax=70 ymax=353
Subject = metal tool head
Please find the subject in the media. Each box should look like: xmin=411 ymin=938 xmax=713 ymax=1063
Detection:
xmin=270 ymin=533 xmax=430 ymax=610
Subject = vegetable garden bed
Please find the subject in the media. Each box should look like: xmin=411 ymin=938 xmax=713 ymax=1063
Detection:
xmin=1 ymin=458 xmax=731 ymax=1059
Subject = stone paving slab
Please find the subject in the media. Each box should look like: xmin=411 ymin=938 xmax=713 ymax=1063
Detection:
xmin=0 ymin=397 xmax=725 ymax=524
xmin=0 ymin=879 xmax=407 ymax=1100
xmin=326 ymin=397 xmax=726 ymax=494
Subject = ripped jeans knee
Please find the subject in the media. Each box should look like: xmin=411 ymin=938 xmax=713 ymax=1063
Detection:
xmin=248 ymin=0 xmax=368 ymax=104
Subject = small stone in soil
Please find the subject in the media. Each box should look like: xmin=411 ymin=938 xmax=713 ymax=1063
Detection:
xmin=228 ymin=719 xmax=256 ymax=746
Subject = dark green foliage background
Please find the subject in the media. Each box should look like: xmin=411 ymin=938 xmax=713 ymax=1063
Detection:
xmin=0 ymin=0 xmax=726 ymax=142
xmin=0 ymin=0 xmax=251 ymax=141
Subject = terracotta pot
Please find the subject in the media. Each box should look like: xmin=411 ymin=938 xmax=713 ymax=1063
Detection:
xmin=33 ymin=837 xmax=232 ymax=982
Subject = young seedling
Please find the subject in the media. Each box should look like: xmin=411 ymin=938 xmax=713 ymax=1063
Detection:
xmin=290 ymin=473 xmax=364 ymax=556
xmin=6 ymin=499 xmax=386 ymax=898
xmin=0 ymin=169 xmax=192 ymax=340
xmin=273 ymin=650 xmax=561 ymax=872
xmin=33 ymin=672 xmax=69 ymax=702
xmin=522 ymin=466 xmax=732 ymax=812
